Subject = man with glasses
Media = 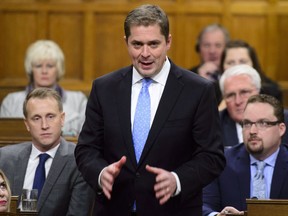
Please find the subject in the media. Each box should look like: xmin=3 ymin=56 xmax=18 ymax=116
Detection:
xmin=219 ymin=64 xmax=288 ymax=147
xmin=203 ymin=94 xmax=288 ymax=216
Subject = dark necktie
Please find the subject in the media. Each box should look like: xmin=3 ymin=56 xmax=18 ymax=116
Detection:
xmin=32 ymin=153 xmax=50 ymax=197
xmin=132 ymin=78 xmax=153 ymax=163
xmin=252 ymin=161 xmax=266 ymax=199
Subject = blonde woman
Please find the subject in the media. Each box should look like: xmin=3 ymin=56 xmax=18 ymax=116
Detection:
xmin=0 ymin=40 xmax=87 ymax=136
xmin=0 ymin=170 xmax=11 ymax=212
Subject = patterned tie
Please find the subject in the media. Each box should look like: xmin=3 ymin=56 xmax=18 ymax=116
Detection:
xmin=133 ymin=78 xmax=153 ymax=162
xmin=252 ymin=161 xmax=266 ymax=199
xmin=32 ymin=153 xmax=50 ymax=197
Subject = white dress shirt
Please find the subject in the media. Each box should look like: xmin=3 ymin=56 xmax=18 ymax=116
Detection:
xmin=23 ymin=143 xmax=60 ymax=190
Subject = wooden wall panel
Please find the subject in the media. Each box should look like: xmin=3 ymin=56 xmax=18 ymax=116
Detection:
xmin=49 ymin=13 xmax=84 ymax=79
xmin=0 ymin=0 xmax=288 ymax=106
xmin=93 ymin=13 xmax=130 ymax=78
xmin=230 ymin=15 xmax=268 ymax=75
xmin=0 ymin=12 xmax=38 ymax=82
xmin=277 ymin=15 xmax=288 ymax=81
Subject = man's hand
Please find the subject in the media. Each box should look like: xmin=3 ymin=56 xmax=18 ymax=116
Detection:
xmin=146 ymin=165 xmax=177 ymax=205
xmin=217 ymin=206 xmax=244 ymax=215
xmin=100 ymin=156 xmax=126 ymax=199
xmin=198 ymin=62 xmax=219 ymax=81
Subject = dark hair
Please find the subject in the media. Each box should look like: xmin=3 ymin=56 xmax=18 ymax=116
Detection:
xmin=23 ymin=88 xmax=63 ymax=118
xmin=124 ymin=4 xmax=170 ymax=42
xmin=195 ymin=23 xmax=230 ymax=53
xmin=220 ymin=40 xmax=263 ymax=76
xmin=245 ymin=94 xmax=284 ymax=123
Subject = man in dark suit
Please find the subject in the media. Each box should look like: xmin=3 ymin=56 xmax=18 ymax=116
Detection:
xmin=219 ymin=64 xmax=288 ymax=147
xmin=0 ymin=88 xmax=94 ymax=216
xmin=203 ymin=94 xmax=288 ymax=216
xmin=75 ymin=4 xmax=225 ymax=216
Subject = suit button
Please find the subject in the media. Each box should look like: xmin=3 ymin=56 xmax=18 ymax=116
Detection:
xmin=136 ymin=172 xmax=140 ymax=178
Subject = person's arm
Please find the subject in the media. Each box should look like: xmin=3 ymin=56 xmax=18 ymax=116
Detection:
xmin=66 ymin=171 xmax=95 ymax=216
xmin=202 ymin=178 xmax=222 ymax=216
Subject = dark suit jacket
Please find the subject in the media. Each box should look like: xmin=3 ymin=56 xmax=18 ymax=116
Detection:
xmin=202 ymin=143 xmax=288 ymax=216
xmin=220 ymin=108 xmax=288 ymax=147
xmin=0 ymin=138 xmax=94 ymax=216
xmin=75 ymin=60 xmax=226 ymax=216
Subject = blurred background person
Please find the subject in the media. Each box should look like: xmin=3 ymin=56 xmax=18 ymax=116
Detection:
xmin=190 ymin=23 xmax=230 ymax=104
xmin=0 ymin=170 xmax=11 ymax=213
xmin=203 ymin=94 xmax=288 ymax=216
xmin=220 ymin=39 xmax=282 ymax=102
xmin=0 ymin=40 xmax=87 ymax=136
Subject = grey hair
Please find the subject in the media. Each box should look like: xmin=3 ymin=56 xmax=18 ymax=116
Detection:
xmin=219 ymin=64 xmax=261 ymax=95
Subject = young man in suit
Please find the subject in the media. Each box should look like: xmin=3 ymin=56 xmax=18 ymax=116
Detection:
xmin=75 ymin=4 xmax=225 ymax=216
xmin=203 ymin=94 xmax=288 ymax=216
xmin=0 ymin=88 xmax=94 ymax=216
xmin=219 ymin=64 xmax=288 ymax=147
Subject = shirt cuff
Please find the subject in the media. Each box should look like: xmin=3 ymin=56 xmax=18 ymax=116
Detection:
xmin=98 ymin=167 xmax=106 ymax=189
xmin=171 ymin=172 xmax=181 ymax=196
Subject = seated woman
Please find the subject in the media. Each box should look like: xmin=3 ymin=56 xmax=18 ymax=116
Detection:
xmin=220 ymin=39 xmax=282 ymax=102
xmin=0 ymin=40 xmax=87 ymax=136
xmin=0 ymin=170 xmax=11 ymax=212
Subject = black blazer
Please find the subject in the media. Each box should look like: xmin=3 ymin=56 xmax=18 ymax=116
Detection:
xmin=75 ymin=60 xmax=225 ymax=216
xmin=220 ymin=108 xmax=288 ymax=147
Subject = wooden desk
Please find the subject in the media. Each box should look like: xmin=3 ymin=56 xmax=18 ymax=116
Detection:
xmin=246 ymin=199 xmax=288 ymax=216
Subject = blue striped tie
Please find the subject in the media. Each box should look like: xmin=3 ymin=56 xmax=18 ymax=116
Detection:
xmin=252 ymin=161 xmax=266 ymax=199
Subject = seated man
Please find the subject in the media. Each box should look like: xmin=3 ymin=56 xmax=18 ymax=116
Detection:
xmin=219 ymin=64 xmax=288 ymax=147
xmin=0 ymin=88 xmax=94 ymax=215
xmin=203 ymin=94 xmax=288 ymax=216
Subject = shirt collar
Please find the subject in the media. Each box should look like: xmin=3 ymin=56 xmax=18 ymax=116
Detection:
xmin=30 ymin=142 xmax=60 ymax=160
xmin=132 ymin=57 xmax=171 ymax=86
xmin=250 ymin=147 xmax=280 ymax=168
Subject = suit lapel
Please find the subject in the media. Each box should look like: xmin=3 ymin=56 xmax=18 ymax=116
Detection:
xmin=235 ymin=147 xmax=251 ymax=208
xmin=270 ymin=146 xmax=288 ymax=198
xmin=37 ymin=140 xmax=69 ymax=209
xmin=138 ymin=64 xmax=183 ymax=166
xmin=13 ymin=145 xmax=32 ymax=195
xmin=116 ymin=67 xmax=138 ymax=168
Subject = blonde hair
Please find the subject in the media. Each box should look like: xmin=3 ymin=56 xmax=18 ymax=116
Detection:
xmin=24 ymin=40 xmax=65 ymax=82
xmin=0 ymin=170 xmax=11 ymax=212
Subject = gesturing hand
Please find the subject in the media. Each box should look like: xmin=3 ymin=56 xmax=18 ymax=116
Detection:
xmin=146 ymin=165 xmax=177 ymax=205
xmin=100 ymin=156 xmax=126 ymax=199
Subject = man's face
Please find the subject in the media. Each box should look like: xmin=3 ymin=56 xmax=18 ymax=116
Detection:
xmin=24 ymin=97 xmax=65 ymax=152
xmin=242 ymin=102 xmax=286 ymax=160
xmin=125 ymin=24 xmax=171 ymax=77
xmin=223 ymin=74 xmax=258 ymax=122
xmin=199 ymin=29 xmax=226 ymax=67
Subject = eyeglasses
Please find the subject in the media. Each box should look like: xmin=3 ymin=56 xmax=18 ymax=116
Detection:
xmin=224 ymin=89 xmax=255 ymax=102
xmin=241 ymin=120 xmax=280 ymax=130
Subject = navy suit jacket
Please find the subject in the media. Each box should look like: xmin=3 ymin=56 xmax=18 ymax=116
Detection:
xmin=75 ymin=60 xmax=225 ymax=216
xmin=202 ymin=143 xmax=288 ymax=216
xmin=220 ymin=108 xmax=288 ymax=147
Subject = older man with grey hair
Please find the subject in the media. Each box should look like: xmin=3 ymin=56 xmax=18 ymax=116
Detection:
xmin=219 ymin=64 xmax=288 ymax=147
